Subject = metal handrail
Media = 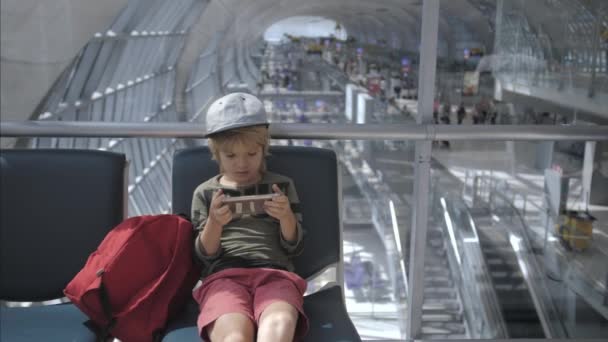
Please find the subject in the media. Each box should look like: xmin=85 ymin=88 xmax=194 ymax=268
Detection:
xmin=2 ymin=121 xmax=608 ymax=141
xmin=439 ymin=192 xmax=509 ymax=338
xmin=491 ymin=190 xmax=568 ymax=338
xmin=467 ymin=172 xmax=567 ymax=338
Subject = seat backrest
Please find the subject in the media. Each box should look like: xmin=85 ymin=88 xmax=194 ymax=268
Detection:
xmin=0 ymin=149 xmax=126 ymax=302
xmin=172 ymin=146 xmax=341 ymax=280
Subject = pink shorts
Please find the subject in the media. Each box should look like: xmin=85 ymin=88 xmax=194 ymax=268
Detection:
xmin=193 ymin=267 xmax=308 ymax=340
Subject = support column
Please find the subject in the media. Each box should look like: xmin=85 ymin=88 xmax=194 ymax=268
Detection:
xmin=589 ymin=17 xmax=601 ymax=98
xmin=406 ymin=0 xmax=439 ymax=339
xmin=582 ymin=141 xmax=596 ymax=209
xmin=494 ymin=0 xmax=505 ymax=99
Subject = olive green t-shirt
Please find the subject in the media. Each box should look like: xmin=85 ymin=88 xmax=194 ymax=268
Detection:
xmin=191 ymin=171 xmax=304 ymax=277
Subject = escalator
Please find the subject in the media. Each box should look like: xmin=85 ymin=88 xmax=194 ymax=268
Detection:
xmin=421 ymin=221 xmax=468 ymax=339
xmin=469 ymin=207 xmax=545 ymax=338
xmin=333 ymin=138 xmax=469 ymax=339
xmin=305 ymin=55 xmax=545 ymax=339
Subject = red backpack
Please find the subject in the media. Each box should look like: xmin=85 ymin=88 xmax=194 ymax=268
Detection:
xmin=64 ymin=214 xmax=200 ymax=342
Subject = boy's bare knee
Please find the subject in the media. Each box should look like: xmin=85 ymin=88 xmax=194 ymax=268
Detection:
xmin=208 ymin=313 xmax=254 ymax=342
xmin=211 ymin=328 xmax=254 ymax=342
xmin=221 ymin=331 xmax=253 ymax=342
xmin=257 ymin=305 xmax=298 ymax=342
xmin=263 ymin=310 xmax=297 ymax=328
xmin=259 ymin=302 xmax=298 ymax=331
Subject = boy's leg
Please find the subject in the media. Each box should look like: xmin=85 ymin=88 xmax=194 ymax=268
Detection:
xmin=253 ymin=270 xmax=308 ymax=341
xmin=208 ymin=313 xmax=255 ymax=342
xmin=193 ymin=270 xmax=256 ymax=341
xmin=256 ymin=301 xmax=298 ymax=342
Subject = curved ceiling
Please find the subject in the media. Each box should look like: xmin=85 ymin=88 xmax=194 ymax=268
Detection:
xmin=205 ymin=0 xmax=605 ymax=59
xmin=215 ymin=0 xmax=495 ymax=56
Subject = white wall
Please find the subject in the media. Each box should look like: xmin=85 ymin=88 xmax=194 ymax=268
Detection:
xmin=1 ymin=0 xmax=128 ymax=147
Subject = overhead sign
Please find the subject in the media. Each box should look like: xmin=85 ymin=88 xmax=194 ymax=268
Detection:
xmin=470 ymin=47 xmax=484 ymax=57
xmin=462 ymin=71 xmax=479 ymax=96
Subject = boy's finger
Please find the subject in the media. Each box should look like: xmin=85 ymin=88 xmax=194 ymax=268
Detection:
xmin=217 ymin=205 xmax=231 ymax=216
xmin=221 ymin=209 xmax=232 ymax=218
xmin=272 ymin=184 xmax=284 ymax=195
xmin=264 ymin=207 xmax=279 ymax=216
xmin=212 ymin=194 xmax=225 ymax=208
xmin=272 ymin=194 xmax=288 ymax=203
xmin=211 ymin=189 xmax=223 ymax=202
xmin=264 ymin=201 xmax=280 ymax=208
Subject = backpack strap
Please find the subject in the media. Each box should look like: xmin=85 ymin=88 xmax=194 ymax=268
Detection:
xmin=152 ymin=329 xmax=164 ymax=342
xmin=83 ymin=271 xmax=116 ymax=341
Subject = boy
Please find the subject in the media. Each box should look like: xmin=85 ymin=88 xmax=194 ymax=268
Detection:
xmin=191 ymin=92 xmax=307 ymax=342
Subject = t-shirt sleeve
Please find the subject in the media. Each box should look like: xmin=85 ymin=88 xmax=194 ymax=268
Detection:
xmin=279 ymin=179 xmax=304 ymax=256
xmin=191 ymin=186 xmax=222 ymax=262
xmin=191 ymin=187 xmax=208 ymax=230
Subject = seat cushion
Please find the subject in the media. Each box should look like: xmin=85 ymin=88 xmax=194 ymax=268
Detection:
xmin=163 ymin=285 xmax=360 ymax=342
xmin=0 ymin=304 xmax=96 ymax=342
xmin=303 ymin=286 xmax=361 ymax=342
xmin=162 ymin=299 xmax=200 ymax=341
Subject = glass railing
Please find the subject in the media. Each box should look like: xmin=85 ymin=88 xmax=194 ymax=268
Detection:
xmin=432 ymin=138 xmax=608 ymax=339
xmin=432 ymin=186 xmax=508 ymax=339
xmin=3 ymin=122 xmax=607 ymax=340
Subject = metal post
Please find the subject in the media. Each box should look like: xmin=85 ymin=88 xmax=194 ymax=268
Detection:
xmin=473 ymin=175 xmax=480 ymax=207
xmin=589 ymin=17 xmax=601 ymax=98
xmin=582 ymin=142 xmax=596 ymax=211
xmin=495 ymin=0 xmax=504 ymax=53
xmin=406 ymin=0 xmax=439 ymax=339
xmin=493 ymin=0 xmax=505 ymax=100
xmin=3 ymin=121 xmax=608 ymax=140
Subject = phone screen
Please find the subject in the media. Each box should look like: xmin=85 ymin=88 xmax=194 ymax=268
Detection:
xmin=222 ymin=194 xmax=277 ymax=215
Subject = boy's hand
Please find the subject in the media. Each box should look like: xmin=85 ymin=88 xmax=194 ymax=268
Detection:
xmin=264 ymin=184 xmax=295 ymax=222
xmin=208 ymin=189 xmax=232 ymax=227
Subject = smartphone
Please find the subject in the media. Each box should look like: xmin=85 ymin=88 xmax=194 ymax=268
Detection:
xmin=222 ymin=193 xmax=278 ymax=215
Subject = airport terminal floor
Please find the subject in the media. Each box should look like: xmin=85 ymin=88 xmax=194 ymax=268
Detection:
xmin=1 ymin=0 xmax=608 ymax=341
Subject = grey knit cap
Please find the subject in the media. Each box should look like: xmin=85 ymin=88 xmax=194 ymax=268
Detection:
xmin=204 ymin=92 xmax=268 ymax=137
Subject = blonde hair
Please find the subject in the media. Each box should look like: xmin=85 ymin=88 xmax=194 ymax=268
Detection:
xmin=208 ymin=125 xmax=270 ymax=172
